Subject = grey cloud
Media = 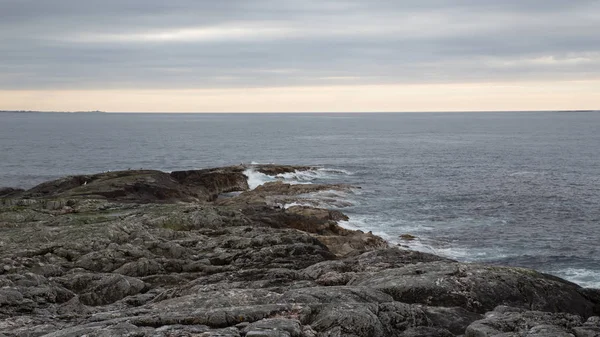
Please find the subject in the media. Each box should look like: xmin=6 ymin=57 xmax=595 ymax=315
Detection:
xmin=0 ymin=0 xmax=599 ymax=89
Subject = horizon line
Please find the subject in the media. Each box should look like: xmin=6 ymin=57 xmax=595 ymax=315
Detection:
xmin=1 ymin=109 xmax=598 ymax=114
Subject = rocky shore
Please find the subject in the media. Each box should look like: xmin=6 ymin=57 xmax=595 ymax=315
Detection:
xmin=1 ymin=164 xmax=599 ymax=337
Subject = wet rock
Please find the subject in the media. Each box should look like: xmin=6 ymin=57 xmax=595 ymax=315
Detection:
xmin=285 ymin=206 xmax=349 ymax=225
xmin=314 ymin=231 xmax=388 ymax=257
xmin=252 ymin=164 xmax=313 ymax=176
xmin=399 ymin=234 xmax=417 ymax=241
xmin=218 ymin=181 xmax=352 ymax=208
xmin=170 ymin=166 xmax=249 ymax=201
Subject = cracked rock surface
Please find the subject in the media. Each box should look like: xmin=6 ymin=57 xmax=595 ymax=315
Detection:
xmin=0 ymin=165 xmax=598 ymax=336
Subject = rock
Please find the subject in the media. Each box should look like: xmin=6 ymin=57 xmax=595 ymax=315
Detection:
xmin=314 ymin=232 xmax=388 ymax=257
xmin=572 ymin=316 xmax=600 ymax=337
xmin=0 ymin=187 xmax=24 ymax=198
xmin=278 ymin=286 xmax=394 ymax=305
xmin=465 ymin=306 xmax=586 ymax=337
xmin=242 ymin=318 xmax=303 ymax=337
xmin=170 ymin=167 xmax=249 ymax=201
xmin=0 ymin=288 xmax=24 ymax=306
xmin=579 ymin=288 xmax=600 ymax=316
xmin=399 ymin=234 xmax=417 ymax=241
xmin=310 ymin=302 xmax=384 ymax=337
xmin=240 ymin=205 xmax=387 ymax=256
xmin=57 ymin=296 xmax=91 ymax=316
xmin=315 ymin=271 xmax=356 ymax=286
xmin=252 ymin=164 xmax=313 ymax=176
xmin=303 ymin=248 xmax=451 ymax=279
xmin=113 ymin=257 xmax=162 ymax=277
xmin=218 ymin=181 xmax=352 ymax=208
xmin=284 ymin=206 xmax=349 ymax=227
xmin=22 ymin=170 xmax=200 ymax=202
xmin=423 ymin=306 xmax=483 ymax=335
xmin=399 ymin=327 xmax=454 ymax=337
xmin=349 ymin=261 xmax=595 ymax=316
xmin=20 ymin=167 xmax=251 ymax=203
xmin=148 ymin=288 xmax=282 ymax=311
xmin=1 ymin=164 xmax=597 ymax=337
xmin=73 ymin=274 xmax=147 ymax=306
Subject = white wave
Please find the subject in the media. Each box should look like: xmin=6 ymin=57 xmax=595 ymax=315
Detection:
xmin=243 ymin=168 xmax=276 ymax=190
xmin=283 ymin=201 xmax=316 ymax=209
xmin=275 ymin=167 xmax=353 ymax=183
xmin=338 ymin=213 xmax=515 ymax=262
xmin=431 ymin=246 xmax=512 ymax=262
xmin=338 ymin=215 xmax=393 ymax=241
xmin=249 ymin=161 xmax=275 ymax=165
xmin=244 ymin=164 xmax=353 ymax=190
xmin=509 ymin=171 xmax=540 ymax=177
xmin=276 ymin=171 xmax=320 ymax=182
xmin=553 ymin=268 xmax=600 ymax=289
xmin=317 ymin=168 xmax=353 ymax=175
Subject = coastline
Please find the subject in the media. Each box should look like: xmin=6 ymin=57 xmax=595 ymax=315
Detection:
xmin=1 ymin=164 xmax=599 ymax=336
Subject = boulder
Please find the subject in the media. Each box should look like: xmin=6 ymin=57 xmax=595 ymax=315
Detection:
xmin=465 ymin=306 xmax=590 ymax=337
xmin=170 ymin=166 xmax=249 ymax=201
xmin=349 ymin=261 xmax=595 ymax=316
xmin=60 ymin=273 xmax=147 ymax=306
xmin=252 ymin=164 xmax=313 ymax=176
xmin=22 ymin=170 xmax=199 ymax=202
xmin=242 ymin=318 xmax=303 ymax=337
xmin=0 ymin=187 xmax=24 ymax=198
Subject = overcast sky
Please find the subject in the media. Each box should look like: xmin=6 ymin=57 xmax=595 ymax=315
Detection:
xmin=1 ymin=0 xmax=599 ymax=112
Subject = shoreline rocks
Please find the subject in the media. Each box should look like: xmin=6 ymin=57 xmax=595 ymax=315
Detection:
xmin=0 ymin=165 xmax=598 ymax=336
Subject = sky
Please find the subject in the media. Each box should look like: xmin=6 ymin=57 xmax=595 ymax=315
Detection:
xmin=0 ymin=0 xmax=599 ymax=112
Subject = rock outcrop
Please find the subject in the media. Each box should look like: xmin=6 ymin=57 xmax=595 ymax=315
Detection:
xmin=0 ymin=165 xmax=598 ymax=336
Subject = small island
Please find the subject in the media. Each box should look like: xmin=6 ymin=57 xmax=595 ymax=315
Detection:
xmin=0 ymin=164 xmax=599 ymax=336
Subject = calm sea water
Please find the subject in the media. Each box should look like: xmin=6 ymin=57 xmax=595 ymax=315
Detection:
xmin=1 ymin=111 xmax=599 ymax=287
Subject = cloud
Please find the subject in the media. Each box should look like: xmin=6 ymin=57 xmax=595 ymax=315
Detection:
xmin=1 ymin=0 xmax=599 ymax=90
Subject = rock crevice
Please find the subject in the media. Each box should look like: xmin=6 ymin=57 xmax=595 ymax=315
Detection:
xmin=0 ymin=165 xmax=598 ymax=336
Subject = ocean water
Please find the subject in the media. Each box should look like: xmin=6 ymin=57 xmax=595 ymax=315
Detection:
xmin=1 ymin=111 xmax=599 ymax=288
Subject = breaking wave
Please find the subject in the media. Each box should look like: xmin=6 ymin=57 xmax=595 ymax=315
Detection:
xmin=243 ymin=165 xmax=353 ymax=190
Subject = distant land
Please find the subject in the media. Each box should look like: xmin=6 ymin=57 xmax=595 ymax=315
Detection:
xmin=0 ymin=110 xmax=105 ymax=113
xmin=0 ymin=110 xmax=597 ymax=114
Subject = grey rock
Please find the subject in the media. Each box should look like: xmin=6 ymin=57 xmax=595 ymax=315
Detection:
xmin=465 ymin=306 xmax=584 ymax=337
xmin=311 ymin=302 xmax=384 ymax=337
xmin=278 ymin=286 xmax=393 ymax=305
xmin=0 ymin=165 xmax=597 ymax=337
xmin=0 ymin=187 xmax=24 ymax=197
xmin=350 ymin=261 xmax=594 ymax=316
xmin=77 ymin=274 xmax=147 ymax=306
xmin=242 ymin=318 xmax=303 ymax=337
xmin=399 ymin=326 xmax=454 ymax=337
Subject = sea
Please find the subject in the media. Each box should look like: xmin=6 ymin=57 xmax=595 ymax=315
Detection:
xmin=1 ymin=111 xmax=599 ymax=288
